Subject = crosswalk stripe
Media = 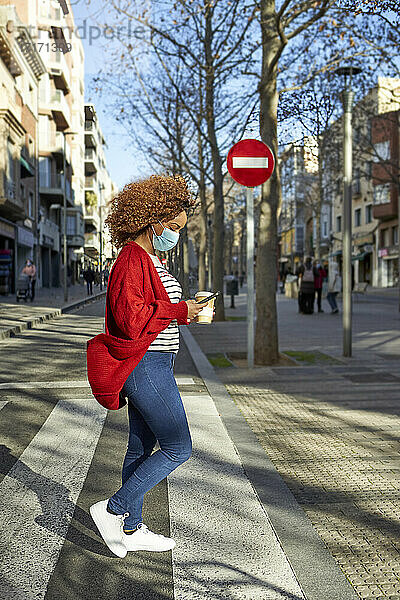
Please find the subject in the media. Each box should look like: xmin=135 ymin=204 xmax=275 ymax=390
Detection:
xmin=168 ymin=393 xmax=306 ymax=600
xmin=0 ymin=376 xmax=195 ymax=389
xmin=0 ymin=401 xmax=9 ymax=411
xmin=0 ymin=397 xmax=107 ymax=600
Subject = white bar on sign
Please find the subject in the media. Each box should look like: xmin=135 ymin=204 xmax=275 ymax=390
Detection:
xmin=232 ymin=156 xmax=268 ymax=169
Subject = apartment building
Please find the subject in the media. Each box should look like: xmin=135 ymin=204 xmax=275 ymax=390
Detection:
xmin=329 ymin=77 xmax=399 ymax=287
xmin=35 ymin=0 xmax=85 ymax=286
xmin=0 ymin=0 xmax=86 ymax=289
xmin=84 ymin=104 xmax=116 ymax=271
xmin=0 ymin=4 xmax=45 ymax=293
xmin=278 ymin=139 xmax=318 ymax=271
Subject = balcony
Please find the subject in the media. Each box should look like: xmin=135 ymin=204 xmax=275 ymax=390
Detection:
xmin=85 ymin=233 xmax=100 ymax=257
xmin=84 ymin=147 xmax=97 ymax=175
xmin=50 ymin=89 xmax=71 ymax=130
xmin=39 ymin=172 xmax=74 ymax=205
xmin=84 ymin=121 xmax=97 ymax=148
xmin=0 ymin=176 xmax=25 ymax=220
xmin=372 ymin=182 xmax=398 ymax=222
xmin=39 ymin=217 xmax=60 ymax=252
xmin=49 ymin=52 xmax=70 ymax=93
xmin=84 ymin=204 xmax=99 ymax=231
xmin=85 ymin=176 xmax=97 ymax=191
xmin=0 ymin=83 xmax=22 ymax=123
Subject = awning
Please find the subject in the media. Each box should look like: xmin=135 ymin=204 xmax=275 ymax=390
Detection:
xmin=20 ymin=156 xmax=34 ymax=178
xmin=330 ymin=250 xmax=342 ymax=257
xmin=352 ymin=252 xmax=367 ymax=262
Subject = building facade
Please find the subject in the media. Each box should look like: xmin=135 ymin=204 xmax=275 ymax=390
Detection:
xmin=0 ymin=4 xmax=45 ymax=293
xmin=278 ymin=139 xmax=318 ymax=272
xmin=0 ymin=1 xmax=117 ymax=295
xmin=84 ymin=104 xmax=116 ymax=273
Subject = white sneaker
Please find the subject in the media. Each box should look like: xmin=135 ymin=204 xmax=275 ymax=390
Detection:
xmin=123 ymin=523 xmax=176 ymax=552
xmin=89 ymin=499 xmax=129 ymax=558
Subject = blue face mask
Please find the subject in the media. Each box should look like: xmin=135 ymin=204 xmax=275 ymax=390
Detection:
xmin=151 ymin=221 xmax=180 ymax=252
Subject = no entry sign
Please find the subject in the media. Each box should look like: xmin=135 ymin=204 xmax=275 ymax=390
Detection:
xmin=227 ymin=139 xmax=275 ymax=187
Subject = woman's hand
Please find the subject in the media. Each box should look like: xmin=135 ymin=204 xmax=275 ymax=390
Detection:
xmin=185 ymin=299 xmax=204 ymax=323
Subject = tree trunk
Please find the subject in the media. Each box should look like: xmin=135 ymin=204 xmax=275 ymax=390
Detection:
xmin=256 ymin=0 xmax=281 ymax=364
xmin=314 ymin=135 xmax=324 ymax=261
xmin=204 ymin=0 xmax=225 ymax=320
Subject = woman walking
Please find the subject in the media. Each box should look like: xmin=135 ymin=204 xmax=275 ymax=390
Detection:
xmin=327 ymin=261 xmax=341 ymax=314
xmin=87 ymin=174 xmax=204 ymax=558
xmin=298 ymin=257 xmax=318 ymax=314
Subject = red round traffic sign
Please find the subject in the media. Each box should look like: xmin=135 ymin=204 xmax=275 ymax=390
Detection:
xmin=227 ymin=139 xmax=275 ymax=187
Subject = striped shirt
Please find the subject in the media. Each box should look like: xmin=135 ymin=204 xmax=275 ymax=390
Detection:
xmin=147 ymin=253 xmax=182 ymax=353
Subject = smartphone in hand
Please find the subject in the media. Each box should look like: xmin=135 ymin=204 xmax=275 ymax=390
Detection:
xmin=195 ymin=291 xmax=220 ymax=304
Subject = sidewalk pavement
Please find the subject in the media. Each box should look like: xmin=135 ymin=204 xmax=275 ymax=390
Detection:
xmin=0 ymin=283 xmax=105 ymax=340
xmin=186 ymin=286 xmax=400 ymax=600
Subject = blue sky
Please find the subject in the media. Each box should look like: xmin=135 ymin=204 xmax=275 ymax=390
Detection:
xmin=71 ymin=0 xmax=145 ymax=190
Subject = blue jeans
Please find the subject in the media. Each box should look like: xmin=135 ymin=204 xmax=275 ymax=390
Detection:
xmin=107 ymin=350 xmax=192 ymax=529
xmin=327 ymin=292 xmax=338 ymax=311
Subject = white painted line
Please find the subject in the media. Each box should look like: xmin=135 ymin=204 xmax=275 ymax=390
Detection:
xmin=0 ymin=401 xmax=9 ymax=411
xmin=232 ymin=156 xmax=268 ymax=168
xmin=175 ymin=377 xmax=195 ymax=385
xmin=0 ymin=376 xmax=195 ymax=389
xmin=169 ymin=393 xmax=305 ymax=599
xmin=0 ymin=397 xmax=107 ymax=599
xmin=0 ymin=380 xmax=90 ymax=389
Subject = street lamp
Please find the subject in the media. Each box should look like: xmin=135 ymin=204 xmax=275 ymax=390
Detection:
xmin=62 ymin=130 xmax=77 ymax=303
xmin=98 ymin=182 xmax=105 ymax=291
xmin=335 ymin=66 xmax=361 ymax=358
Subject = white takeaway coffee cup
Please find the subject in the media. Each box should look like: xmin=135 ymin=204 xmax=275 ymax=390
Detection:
xmin=194 ymin=292 xmax=215 ymax=324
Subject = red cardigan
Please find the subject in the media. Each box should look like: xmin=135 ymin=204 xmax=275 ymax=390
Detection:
xmin=86 ymin=241 xmax=189 ymax=410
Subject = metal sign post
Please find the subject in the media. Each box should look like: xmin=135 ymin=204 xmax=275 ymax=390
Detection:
xmin=226 ymin=139 xmax=275 ymax=369
xmin=246 ymin=186 xmax=254 ymax=367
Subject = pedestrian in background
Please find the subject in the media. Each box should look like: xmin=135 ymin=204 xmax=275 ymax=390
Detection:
xmin=21 ymin=259 xmax=36 ymax=301
xmin=87 ymin=173 xmax=204 ymax=558
xmin=295 ymin=261 xmax=304 ymax=313
xmin=327 ymin=262 xmax=341 ymax=314
xmin=314 ymin=260 xmax=327 ymax=313
xmin=104 ymin=266 xmax=110 ymax=286
xmin=239 ymin=270 xmax=245 ymax=288
xmin=226 ymin=271 xmax=239 ymax=308
xmin=298 ymin=257 xmax=318 ymax=314
xmin=83 ymin=266 xmax=94 ymax=295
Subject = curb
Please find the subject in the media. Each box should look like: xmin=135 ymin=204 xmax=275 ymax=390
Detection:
xmin=180 ymin=325 xmax=358 ymax=600
xmin=0 ymin=291 xmax=106 ymax=341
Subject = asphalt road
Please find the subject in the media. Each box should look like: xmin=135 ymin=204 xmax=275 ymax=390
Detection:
xmin=0 ymin=301 xmax=181 ymax=600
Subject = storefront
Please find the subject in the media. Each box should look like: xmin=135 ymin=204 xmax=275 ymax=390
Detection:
xmin=17 ymin=226 xmax=35 ymax=279
xmin=0 ymin=219 xmax=16 ymax=295
xmin=378 ymin=247 xmax=399 ymax=287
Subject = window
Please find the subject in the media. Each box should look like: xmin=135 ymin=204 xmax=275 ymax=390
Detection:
xmin=39 ymin=157 xmax=51 ymax=187
xmin=67 ymin=215 xmax=76 ymax=235
xmin=373 ymin=183 xmax=391 ymax=205
xmin=7 ymin=140 xmax=15 ymax=183
xmin=336 ymin=215 xmax=342 ymax=233
xmin=365 ymin=204 xmax=372 ymax=224
xmin=28 ymin=192 xmax=34 ymax=218
xmin=373 ymin=140 xmax=390 ymax=162
xmin=382 ymin=229 xmax=390 ymax=247
xmin=323 ymin=220 xmax=328 ymax=238
xmin=355 ymin=208 xmax=361 ymax=227
xmin=393 ymin=226 xmax=398 ymax=246
xmin=20 ymin=184 xmax=25 ymax=202
xmin=353 ymin=168 xmax=361 ymax=194
xmin=337 ymin=178 xmax=342 ymax=197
